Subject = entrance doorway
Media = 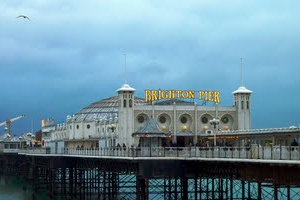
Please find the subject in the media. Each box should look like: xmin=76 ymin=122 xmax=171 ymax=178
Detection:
xmin=176 ymin=136 xmax=193 ymax=147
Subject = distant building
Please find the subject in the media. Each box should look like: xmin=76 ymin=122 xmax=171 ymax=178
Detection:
xmin=0 ymin=134 xmax=23 ymax=153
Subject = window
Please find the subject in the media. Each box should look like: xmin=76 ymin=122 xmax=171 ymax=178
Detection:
xmin=87 ymin=124 xmax=90 ymax=129
xmin=129 ymin=99 xmax=132 ymax=107
xmin=241 ymin=101 xmax=244 ymax=109
xmin=138 ymin=115 xmax=144 ymax=123
xmin=221 ymin=117 xmax=229 ymax=124
xmin=76 ymin=125 xmax=79 ymax=129
xmin=201 ymin=116 xmax=208 ymax=124
xmin=247 ymin=101 xmax=249 ymax=109
xmin=70 ymin=125 xmax=72 ymax=129
xmin=159 ymin=116 xmax=166 ymax=123
xmin=123 ymin=99 xmax=126 ymax=108
xmin=180 ymin=116 xmax=187 ymax=124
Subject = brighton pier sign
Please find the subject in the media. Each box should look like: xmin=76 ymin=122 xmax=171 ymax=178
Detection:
xmin=145 ymin=89 xmax=221 ymax=104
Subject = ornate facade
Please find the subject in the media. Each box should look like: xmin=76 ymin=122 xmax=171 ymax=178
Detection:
xmin=42 ymin=83 xmax=252 ymax=148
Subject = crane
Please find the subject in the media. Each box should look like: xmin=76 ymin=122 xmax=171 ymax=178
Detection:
xmin=0 ymin=114 xmax=25 ymax=137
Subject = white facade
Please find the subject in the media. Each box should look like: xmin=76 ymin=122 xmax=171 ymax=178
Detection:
xmin=42 ymin=83 xmax=252 ymax=148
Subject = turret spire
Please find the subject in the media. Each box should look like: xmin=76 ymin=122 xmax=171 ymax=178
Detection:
xmin=232 ymin=57 xmax=252 ymax=94
xmin=124 ymin=53 xmax=127 ymax=84
xmin=240 ymin=57 xmax=243 ymax=86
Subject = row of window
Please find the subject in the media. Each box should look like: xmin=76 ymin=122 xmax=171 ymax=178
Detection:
xmin=70 ymin=124 xmax=91 ymax=130
xmin=68 ymin=115 xmax=231 ymax=130
xmin=235 ymin=101 xmax=250 ymax=109
xmin=123 ymin=94 xmax=133 ymax=98
xmin=123 ymin=99 xmax=133 ymax=108
xmin=234 ymin=95 xmax=250 ymax=101
xmin=137 ymin=115 xmax=230 ymax=124
xmin=123 ymin=93 xmax=133 ymax=108
xmin=69 ymin=124 xmax=116 ymax=133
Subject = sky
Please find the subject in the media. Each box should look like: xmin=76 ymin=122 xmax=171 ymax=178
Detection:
xmin=0 ymin=0 xmax=300 ymax=135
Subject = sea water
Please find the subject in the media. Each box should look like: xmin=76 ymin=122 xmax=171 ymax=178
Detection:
xmin=0 ymin=175 xmax=32 ymax=200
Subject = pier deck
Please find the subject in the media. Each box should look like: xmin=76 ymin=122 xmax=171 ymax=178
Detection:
xmin=1 ymin=145 xmax=300 ymax=199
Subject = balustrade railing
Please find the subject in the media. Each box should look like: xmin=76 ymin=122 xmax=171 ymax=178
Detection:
xmin=218 ymin=126 xmax=300 ymax=135
xmin=17 ymin=145 xmax=300 ymax=161
xmin=19 ymin=148 xmax=47 ymax=154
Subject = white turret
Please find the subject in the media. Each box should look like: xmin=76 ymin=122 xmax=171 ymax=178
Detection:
xmin=232 ymin=58 xmax=253 ymax=130
xmin=117 ymin=83 xmax=136 ymax=146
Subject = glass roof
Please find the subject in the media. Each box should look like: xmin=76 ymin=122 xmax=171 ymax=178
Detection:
xmin=70 ymin=96 xmax=148 ymax=122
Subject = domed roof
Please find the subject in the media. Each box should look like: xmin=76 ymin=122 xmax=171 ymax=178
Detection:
xmin=117 ymin=83 xmax=136 ymax=92
xmin=232 ymin=86 xmax=253 ymax=94
xmin=70 ymin=96 xmax=148 ymax=122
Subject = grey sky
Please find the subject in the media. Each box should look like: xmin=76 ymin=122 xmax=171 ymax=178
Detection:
xmin=0 ymin=0 xmax=299 ymax=135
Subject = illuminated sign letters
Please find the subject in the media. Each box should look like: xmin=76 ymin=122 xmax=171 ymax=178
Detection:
xmin=145 ymin=89 xmax=221 ymax=104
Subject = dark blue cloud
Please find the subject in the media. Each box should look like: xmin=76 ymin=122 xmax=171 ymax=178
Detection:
xmin=0 ymin=0 xmax=300 ymax=135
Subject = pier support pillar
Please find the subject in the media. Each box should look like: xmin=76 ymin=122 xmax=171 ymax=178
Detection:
xmin=194 ymin=177 xmax=198 ymax=200
xmin=32 ymin=167 xmax=38 ymax=200
xmin=257 ymin=181 xmax=262 ymax=200
xmin=181 ymin=177 xmax=188 ymax=200
xmin=69 ymin=167 xmax=73 ymax=197
xmin=136 ymin=176 xmax=148 ymax=200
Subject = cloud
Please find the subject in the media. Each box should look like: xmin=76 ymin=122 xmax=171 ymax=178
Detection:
xmin=0 ymin=0 xmax=300 ymax=134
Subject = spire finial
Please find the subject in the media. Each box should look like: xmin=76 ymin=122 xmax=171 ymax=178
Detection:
xmin=124 ymin=53 xmax=127 ymax=84
xmin=240 ymin=57 xmax=243 ymax=86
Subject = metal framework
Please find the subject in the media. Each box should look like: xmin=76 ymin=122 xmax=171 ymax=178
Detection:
xmin=1 ymin=154 xmax=300 ymax=200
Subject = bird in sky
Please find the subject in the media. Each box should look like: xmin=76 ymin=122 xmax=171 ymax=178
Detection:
xmin=16 ymin=15 xmax=30 ymax=21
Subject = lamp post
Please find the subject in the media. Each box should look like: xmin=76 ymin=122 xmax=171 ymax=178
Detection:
xmin=111 ymin=124 xmax=116 ymax=145
xmin=108 ymin=124 xmax=117 ymax=147
xmin=19 ymin=136 xmax=23 ymax=149
xmin=210 ymin=118 xmax=220 ymax=146
xmin=108 ymin=124 xmax=112 ymax=147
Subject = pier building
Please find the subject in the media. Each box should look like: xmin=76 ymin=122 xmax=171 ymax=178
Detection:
xmin=4 ymin=79 xmax=300 ymax=200
xmin=42 ymin=81 xmax=253 ymax=150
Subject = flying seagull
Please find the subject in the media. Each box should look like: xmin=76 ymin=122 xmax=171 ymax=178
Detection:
xmin=16 ymin=15 xmax=30 ymax=20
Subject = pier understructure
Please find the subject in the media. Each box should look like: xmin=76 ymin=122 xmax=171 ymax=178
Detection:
xmin=1 ymin=153 xmax=300 ymax=200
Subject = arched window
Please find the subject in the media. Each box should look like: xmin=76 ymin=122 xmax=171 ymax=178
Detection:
xmin=201 ymin=116 xmax=208 ymax=124
xmin=138 ymin=115 xmax=144 ymax=123
xmin=159 ymin=116 xmax=166 ymax=123
xmin=180 ymin=116 xmax=187 ymax=124
xmin=123 ymin=99 xmax=127 ymax=108
xmin=129 ymin=99 xmax=132 ymax=107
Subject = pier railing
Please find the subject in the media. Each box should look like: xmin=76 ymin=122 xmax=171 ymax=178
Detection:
xmin=217 ymin=126 xmax=300 ymax=135
xmin=18 ymin=145 xmax=300 ymax=161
